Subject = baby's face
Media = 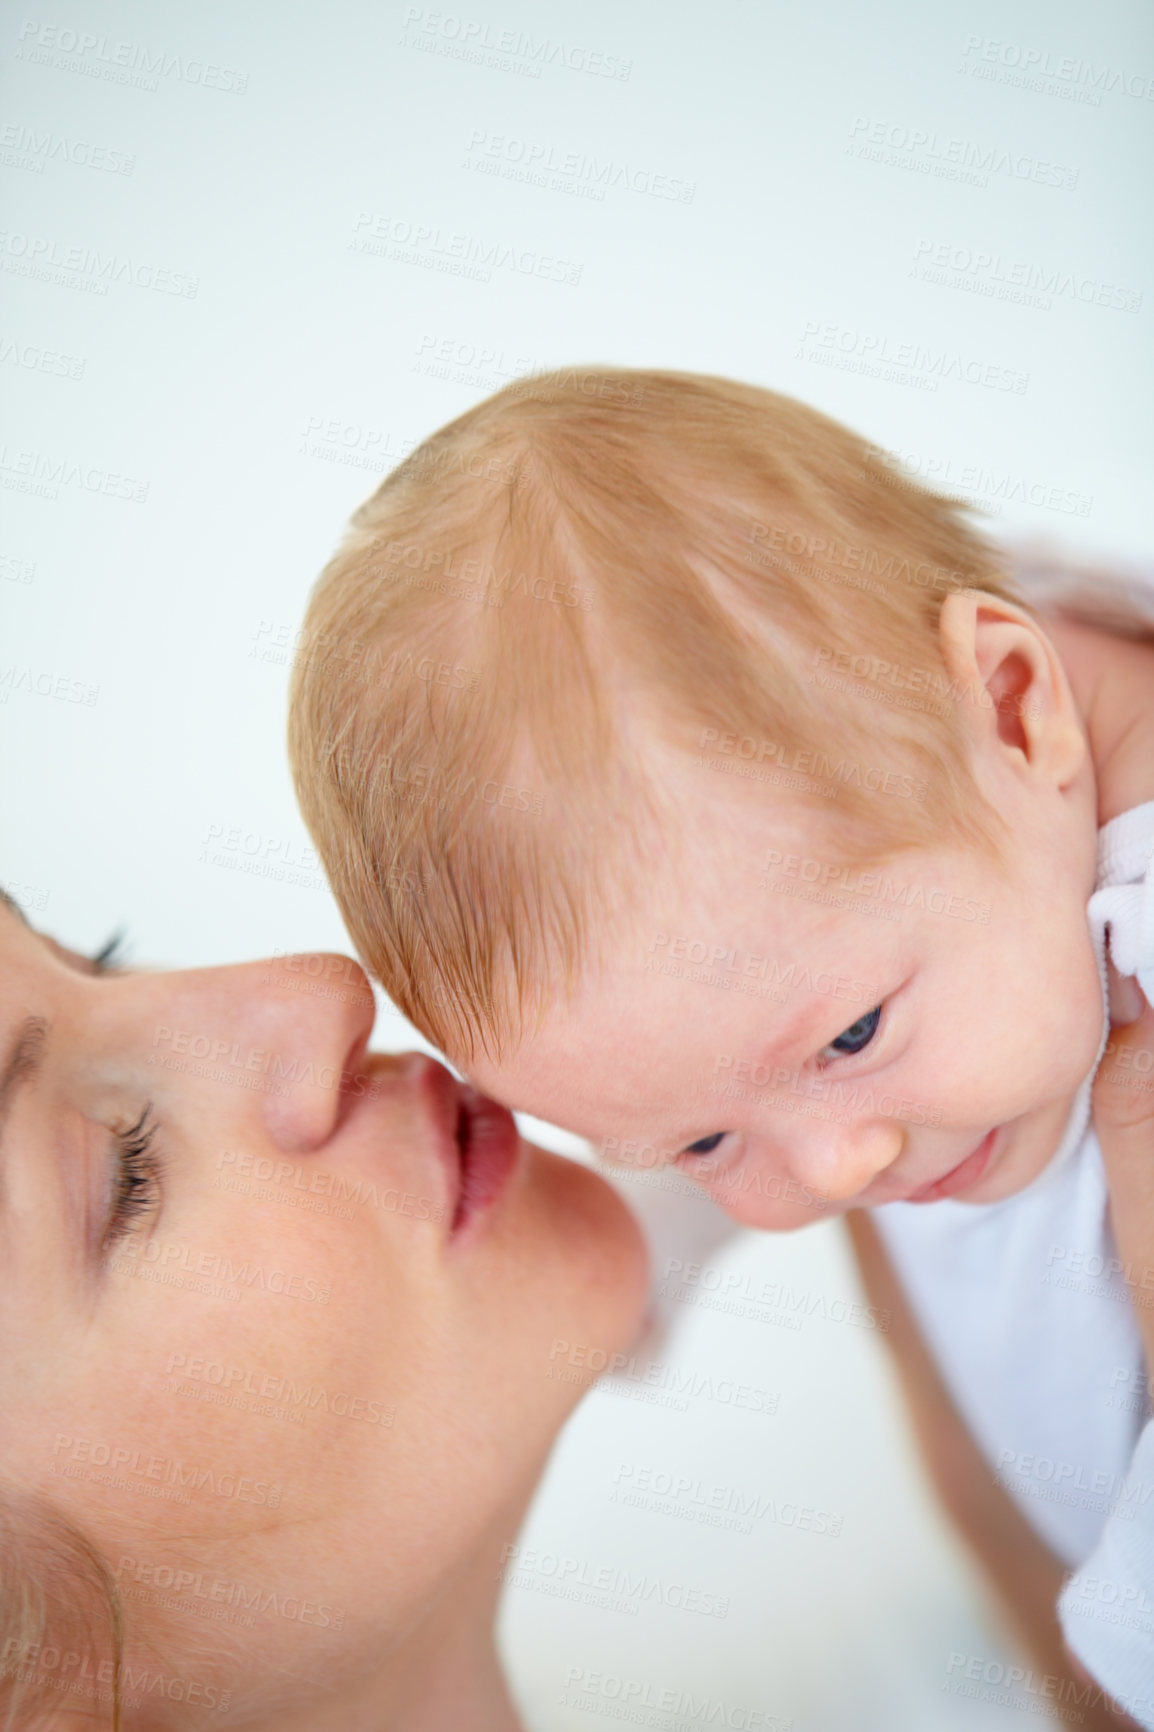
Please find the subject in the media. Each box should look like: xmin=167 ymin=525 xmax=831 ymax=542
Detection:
xmin=467 ymin=753 xmax=1104 ymax=1229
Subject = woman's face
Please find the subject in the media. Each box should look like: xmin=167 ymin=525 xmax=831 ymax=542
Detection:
xmin=0 ymin=899 xmax=647 ymax=1712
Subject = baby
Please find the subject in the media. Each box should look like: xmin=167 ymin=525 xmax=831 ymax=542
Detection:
xmin=289 ymin=370 xmax=1154 ymax=1724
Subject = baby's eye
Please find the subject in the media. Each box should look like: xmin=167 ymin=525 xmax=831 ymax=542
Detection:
xmin=823 ymin=1004 xmax=882 ymax=1058
xmin=681 ymin=1132 xmax=727 ymax=1156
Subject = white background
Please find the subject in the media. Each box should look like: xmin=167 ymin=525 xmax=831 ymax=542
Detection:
xmin=2 ymin=1 xmax=1152 ymax=1726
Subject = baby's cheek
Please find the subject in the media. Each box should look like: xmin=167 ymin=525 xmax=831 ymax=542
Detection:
xmin=1027 ymin=963 xmax=1105 ymax=1097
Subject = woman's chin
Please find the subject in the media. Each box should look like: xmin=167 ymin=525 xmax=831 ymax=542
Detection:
xmin=526 ymin=1145 xmax=651 ymax=1356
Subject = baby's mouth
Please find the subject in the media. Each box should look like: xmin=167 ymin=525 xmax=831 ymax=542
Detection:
xmin=901 ymin=1128 xmax=999 ymax=1204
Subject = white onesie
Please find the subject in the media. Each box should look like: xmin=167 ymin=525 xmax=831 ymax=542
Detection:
xmin=874 ymin=799 xmax=1154 ymax=1726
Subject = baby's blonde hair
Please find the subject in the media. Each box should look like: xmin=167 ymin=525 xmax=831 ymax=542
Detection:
xmin=289 ymin=368 xmax=1021 ymax=1061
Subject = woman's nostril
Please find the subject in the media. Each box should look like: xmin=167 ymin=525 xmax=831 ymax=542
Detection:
xmin=334 ymin=1029 xmax=375 ymax=1116
xmin=240 ymin=953 xmax=380 ymax=1151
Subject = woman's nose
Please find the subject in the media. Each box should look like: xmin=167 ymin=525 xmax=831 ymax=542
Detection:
xmin=788 ymin=1119 xmax=904 ymax=1203
xmin=165 ymin=953 xmax=379 ymax=1154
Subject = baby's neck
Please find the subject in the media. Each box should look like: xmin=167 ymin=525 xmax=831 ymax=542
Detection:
xmin=1041 ymin=611 xmax=1154 ymax=827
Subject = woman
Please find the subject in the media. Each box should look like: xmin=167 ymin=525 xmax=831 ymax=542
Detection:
xmin=0 ymin=890 xmax=648 ymax=1730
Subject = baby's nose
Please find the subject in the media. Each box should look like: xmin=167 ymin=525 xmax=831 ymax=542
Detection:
xmin=793 ymin=1121 xmax=904 ymax=1203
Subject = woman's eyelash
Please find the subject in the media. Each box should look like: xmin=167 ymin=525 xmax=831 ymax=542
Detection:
xmin=103 ymin=1107 xmax=163 ymax=1250
xmin=90 ymin=930 xmax=129 ymax=973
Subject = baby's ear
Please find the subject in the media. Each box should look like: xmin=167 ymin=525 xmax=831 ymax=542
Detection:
xmin=937 ymin=589 xmax=1086 ymax=787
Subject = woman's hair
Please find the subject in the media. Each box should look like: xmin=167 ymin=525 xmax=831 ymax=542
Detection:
xmin=289 ymin=367 xmax=1023 ymax=1061
xmin=0 ymin=1485 xmax=124 ymax=1730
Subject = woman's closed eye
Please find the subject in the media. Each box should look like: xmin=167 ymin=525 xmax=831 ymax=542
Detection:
xmin=102 ymin=1106 xmax=164 ymax=1252
xmin=820 ymin=1004 xmax=882 ymax=1061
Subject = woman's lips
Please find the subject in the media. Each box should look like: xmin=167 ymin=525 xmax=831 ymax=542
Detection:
xmin=451 ymin=1085 xmax=521 ymax=1234
xmin=408 ymin=1056 xmax=520 ymax=1238
xmin=902 ymin=1128 xmax=999 ymax=1204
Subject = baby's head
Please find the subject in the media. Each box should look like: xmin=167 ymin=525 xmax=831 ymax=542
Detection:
xmin=290 ymin=369 xmax=1103 ymax=1229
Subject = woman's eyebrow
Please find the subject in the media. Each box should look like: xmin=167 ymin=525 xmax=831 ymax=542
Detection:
xmin=0 ymin=1016 xmax=49 ymax=1145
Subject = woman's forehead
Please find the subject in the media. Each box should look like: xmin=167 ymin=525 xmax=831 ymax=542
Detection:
xmin=0 ymin=886 xmax=32 ymax=930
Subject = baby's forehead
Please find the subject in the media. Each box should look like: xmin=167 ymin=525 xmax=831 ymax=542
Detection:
xmin=628 ymin=815 xmax=987 ymax=994
xmin=643 ymin=913 xmax=891 ymax=1018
